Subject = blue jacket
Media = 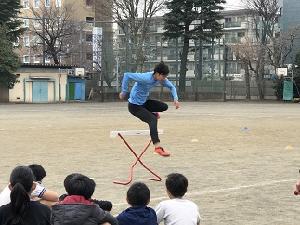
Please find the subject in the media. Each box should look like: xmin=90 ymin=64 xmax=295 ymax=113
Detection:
xmin=121 ymin=71 xmax=178 ymax=105
xmin=117 ymin=206 xmax=158 ymax=225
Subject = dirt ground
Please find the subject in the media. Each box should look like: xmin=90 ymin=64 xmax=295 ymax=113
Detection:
xmin=0 ymin=101 xmax=300 ymax=224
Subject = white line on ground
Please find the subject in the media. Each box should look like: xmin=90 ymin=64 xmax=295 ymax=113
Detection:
xmin=113 ymin=178 xmax=296 ymax=207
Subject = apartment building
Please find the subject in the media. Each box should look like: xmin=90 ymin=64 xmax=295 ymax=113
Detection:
xmin=280 ymin=0 xmax=300 ymax=63
xmin=18 ymin=0 xmax=113 ymax=76
xmin=115 ymin=9 xmax=257 ymax=81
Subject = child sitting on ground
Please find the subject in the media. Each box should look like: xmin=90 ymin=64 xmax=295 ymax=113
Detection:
xmin=155 ymin=173 xmax=201 ymax=225
xmin=117 ymin=181 xmax=157 ymax=225
xmin=51 ymin=173 xmax=118 ymax=225
xmin=0 ymin=164 xmax=58 ymax=207
xmin=0 ymin=166 xmax=51 ymax=225
xmin=58 ymin=173 xmax=113 ymax=212
xmin=28 ymin=164 xmax=59 ymax=205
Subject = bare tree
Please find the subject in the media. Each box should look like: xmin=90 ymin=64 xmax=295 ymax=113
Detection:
xmin=266 ymin=28 xmax=299 ymax=70
xmin=30 ymin=1 xmax=76 ymax=64
xmin=243 ymin=0 xmax=280 ymax=99
xmin=109 ymin=0 xmax=166 ymax=71
xmin=231 ymin=37 xmax=258 ymax=100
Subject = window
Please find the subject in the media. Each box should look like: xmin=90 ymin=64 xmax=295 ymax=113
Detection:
xmin=237 ymin=32 xmax=245 ymax=37
xmin=23 ymin=55 xmax=30 ymax=63
xmin=86 ymin=17 xmax=94 ymax=23
xmin=23 ymin=36 xmax=30 ymax=47
xmin=86 ymin=33 xmax=93 ymax=42
xmin=33 ymin=19 xmax=41 ymax=29
xmin=13 ymin=37 xmax=20 ymax=47
xmin=23 ymin=0 xmax=29 ymax=8
xmin=23 ymin=19 xmax=29 ymax=28
xmin=86 ymin=0 xmax=94 ymax=7
xmin=34 ymin=55 xmax=40 ymax=63
xmin=45 ymin=0 xmax=50 ymax=7
xmin=86 ymin=53 xmax=93 ymax=60
xmin=86 ymin=17 xmax=94 ymax=27
xmin=45 ymin=55 xmax=51 ymax=63
xmin=32 ymin=35 xmax=41 ymax=46
xmin=56 ymin=0 xmax=61 ymax=7
xmin=34 ymin=0 xmax=40 ymax=8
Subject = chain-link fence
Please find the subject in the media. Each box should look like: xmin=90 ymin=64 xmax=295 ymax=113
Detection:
xmin=17 ymin=16 xmax=277 ymax=101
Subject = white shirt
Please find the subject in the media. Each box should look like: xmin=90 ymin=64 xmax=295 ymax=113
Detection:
xmin=0 ymin=183 xmax=46 ymax=206
xmin=0 ymin=186 xmax=11 ymax=206
xmin=155 ymin=198 xmax=201 ymax=225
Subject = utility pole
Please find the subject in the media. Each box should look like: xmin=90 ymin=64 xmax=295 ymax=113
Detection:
xmin=79 ymin=22 xmax=83 ymax=65
xmin=42 ymin=16 xmax=46 ymax=65
xmin=198 ymin=39 xmax=203 ymax=81
xmin=218 ymin=38 xmax=221 ymax=78
xmin=116 ymin=56 xmax=119 ymax=93
xmin=223 ymin=42 xmax=228 ymax=102
xmin=175 ymin=37 xmax=179 ymax=88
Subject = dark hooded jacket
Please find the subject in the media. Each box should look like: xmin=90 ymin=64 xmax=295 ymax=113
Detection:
xmin=116 ymin=206 xmax=157 ymax=225
xmin=51 ymin=195 xmax=118 ymax=225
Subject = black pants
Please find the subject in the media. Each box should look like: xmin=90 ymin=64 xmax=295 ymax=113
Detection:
xmin=128 ymin=100 xmax=168 ymax=144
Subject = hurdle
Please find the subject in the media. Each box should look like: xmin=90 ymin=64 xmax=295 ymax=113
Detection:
xmin=110 ymin=129 xmax=163 ymax=185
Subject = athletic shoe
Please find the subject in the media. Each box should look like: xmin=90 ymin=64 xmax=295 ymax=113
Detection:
xmin=153 ymin=112 xmax=160 ymax=119
xmin=154 ymin=147 xmax=170 ymax=157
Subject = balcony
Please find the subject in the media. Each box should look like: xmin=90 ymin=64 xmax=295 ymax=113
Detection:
xmin=224 ymin=22 xmax=241 ymax=28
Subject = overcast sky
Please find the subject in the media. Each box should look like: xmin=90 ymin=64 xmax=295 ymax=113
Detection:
xmin=224 ymin=0 xmax=245 ymax=10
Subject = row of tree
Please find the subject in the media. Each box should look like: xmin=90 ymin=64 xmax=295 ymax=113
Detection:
xmin=0 ymin=0 xmax=21 ymax=88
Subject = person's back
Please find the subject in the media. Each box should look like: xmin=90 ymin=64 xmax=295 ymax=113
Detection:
xmin=0 ymin=166 xmax=51 ymax=225
xmin=117 ymin=182 xmax=157 ymax=225
xmin=155 ymin=173 xmax=201 ymax=225
xmin=155 ymin=198 xmax=199 ymax=225
xmin=0 ymin=201 xmax=50 ymax=225
xmin=51 ymin=173 xmax=118 ymax=225
xmin=52 ymin=201 xmax=109 ymax=225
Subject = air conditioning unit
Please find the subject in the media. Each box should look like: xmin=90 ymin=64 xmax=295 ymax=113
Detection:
xmin=75 ymin=68 xmax=85 ymax=76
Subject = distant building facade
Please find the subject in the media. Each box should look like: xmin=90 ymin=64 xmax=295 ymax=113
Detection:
xmin=115 ymin=9 xmax=258 ymax=81
xmin=17 ymin=0 xmax=114 ymax=78
xmin=280 ymin=0 xmax=300 ymax=63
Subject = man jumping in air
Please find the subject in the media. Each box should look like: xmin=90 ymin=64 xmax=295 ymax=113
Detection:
xmin=119 ymin=62 xmax=180 ymax=157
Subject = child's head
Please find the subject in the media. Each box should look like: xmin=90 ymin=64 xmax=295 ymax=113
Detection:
xmin=64 ymin=173 xmax=96 ymax=200
xmin=154 ymin=61 xmax=169 ymax=77
xmin=165 ymin=173 xmax=188 ymax=198
xmin=63 ymin=173 xmax=81 ymax=190
xmin=126 ymin=182 xmax=150 ymax=206
xmin=9 ymin=166 xmax=35 ymax=224
xmin=10 ymin=166 xmax=34 ymax=193
xmin=28 ymin=164 xmax=46 ymax=182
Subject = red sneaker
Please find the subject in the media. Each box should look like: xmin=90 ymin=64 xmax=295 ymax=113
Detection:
xmin=153 ymin=112 xmax=160 ymax=119
xmin=154 ymin=147 xmax=170 ymax=157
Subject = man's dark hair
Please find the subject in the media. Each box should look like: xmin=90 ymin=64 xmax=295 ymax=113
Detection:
xmin=165 ymin=173 xmax=188 ymax=198
xmin=64 ymin=173 xmax=96 ymax=200
xmin=28 ymin=164 xmax=46 ymax=182
xmin=154 ymin=61 xmax=169 ymax=76
xmin=127 ymin=182 xmax=150 ymax=206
